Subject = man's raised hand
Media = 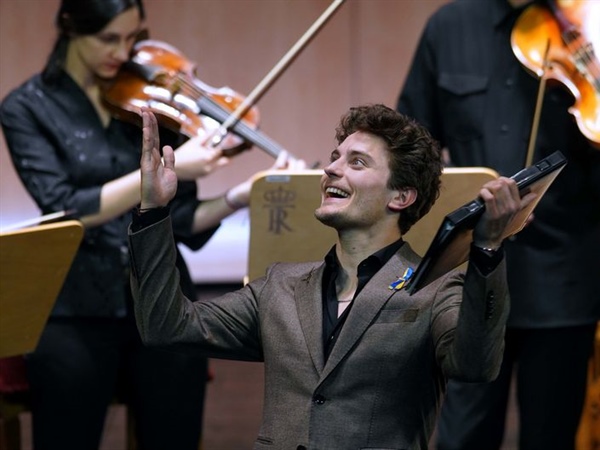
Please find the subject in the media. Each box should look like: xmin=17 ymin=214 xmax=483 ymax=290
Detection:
xmin=140 ymin=108 xmax=178 ymax=209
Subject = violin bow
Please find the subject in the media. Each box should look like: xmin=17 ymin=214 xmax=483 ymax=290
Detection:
xmin=525 ymin=38 xmax=551 ymax=168
xmin=207 ymin=0 xmax=347 ymax=150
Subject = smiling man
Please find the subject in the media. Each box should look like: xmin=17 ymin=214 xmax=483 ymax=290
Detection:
xmin=128 ymin=104 xmax=534 ymax=450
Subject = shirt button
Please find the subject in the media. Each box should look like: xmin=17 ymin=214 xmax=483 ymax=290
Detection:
xmin=313 ymin=394 xmax=326 ymax=405
xmin=500 ymin=124 xmax=509 ymax=133
xmin=505 ymin=78 xmax=514 ymax=87
xmin=486 ymin=292 xmax=495 ymax=319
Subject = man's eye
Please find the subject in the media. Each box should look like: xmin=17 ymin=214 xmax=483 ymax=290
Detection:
xmin=351 ymin=158 xmax=365 ymax=166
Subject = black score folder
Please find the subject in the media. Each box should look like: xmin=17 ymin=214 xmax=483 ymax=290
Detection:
xmin=406 ymin=151 xmax=567 ymax=295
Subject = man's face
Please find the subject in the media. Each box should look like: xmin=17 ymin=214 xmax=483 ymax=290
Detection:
xmin=315 ymin=131 xmax=399 ymax=231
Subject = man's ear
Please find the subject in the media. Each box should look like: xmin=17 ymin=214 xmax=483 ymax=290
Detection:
xmin=388 ymin=188 xmax=417 ymax=212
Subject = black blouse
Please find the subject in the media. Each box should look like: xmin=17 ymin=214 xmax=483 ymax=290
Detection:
xmin=1 ymin=71 xmax=218 ymax=317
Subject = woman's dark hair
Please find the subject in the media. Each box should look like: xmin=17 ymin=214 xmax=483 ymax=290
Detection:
xmin=335 ymin=104 xmax=443 ymax=235
xmin=42 ymin=0 xmax=145 ymax=83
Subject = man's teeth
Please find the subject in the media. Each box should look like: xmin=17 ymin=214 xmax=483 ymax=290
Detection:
xmin=326 ymin=187 xmax=350 ymax=198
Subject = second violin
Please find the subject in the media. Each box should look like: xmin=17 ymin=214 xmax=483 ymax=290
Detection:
xmin=511 ymin=0 xmax=599 ymax=149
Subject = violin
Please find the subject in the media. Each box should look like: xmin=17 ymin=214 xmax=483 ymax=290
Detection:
xmin=102 ymin=0 xmax=346 ymax=161
xmin=101 ymin=39 xmax=288 ymax=158
xmin=511 ymin=0 xmax=600 ymax=150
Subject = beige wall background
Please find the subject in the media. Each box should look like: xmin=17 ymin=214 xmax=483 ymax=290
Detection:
xmin=0 ymin=0 xmax=448 ymax=281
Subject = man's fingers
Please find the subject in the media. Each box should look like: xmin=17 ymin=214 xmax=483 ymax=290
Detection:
xmin=162 ymin=145 xmax=175 ymax=171
xmin=141 ymin=108 xmax=160 ymax=165
xmin=479 ymin=177 xmax=520 ymax=216
xmin=141 ymin=109 xmax=152 ymax=163
xmin=520 ymin=191 xmax=538 ymax=209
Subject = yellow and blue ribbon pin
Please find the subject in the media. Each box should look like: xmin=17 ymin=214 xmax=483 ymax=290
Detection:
xmin=388 ymin=267 xmax=414 ymax=291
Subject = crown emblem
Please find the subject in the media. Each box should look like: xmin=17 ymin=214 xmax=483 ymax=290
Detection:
xmin=263 ymin=186 xmax=296 ymax=205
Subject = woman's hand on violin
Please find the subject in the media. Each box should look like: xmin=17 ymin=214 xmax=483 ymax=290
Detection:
xmin=140 ymin=108 xmax=178 ymax=209
xmin=173 ymin=135 xmax=230 ymax=181
xmin=273 ymin=150 xmax=307 ymax=171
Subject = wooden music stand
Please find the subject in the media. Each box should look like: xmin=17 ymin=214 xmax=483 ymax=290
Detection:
xmin=247 ymin=170 xmax=335 ymax=282
xmin=404 ymin=167 xmax=499 ymax=256
xmin=0 ymin=220 xmax=83 ymax=358
xmin=246 ymin=167 xmax=498 ymax=282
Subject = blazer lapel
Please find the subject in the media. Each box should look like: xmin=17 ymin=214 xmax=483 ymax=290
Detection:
xmin=295 ymin=264 xmax=327 ymax=375
xmin=320 ymin=245 xmax=420 ymax=380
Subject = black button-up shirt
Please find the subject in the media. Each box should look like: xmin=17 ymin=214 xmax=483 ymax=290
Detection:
xmin=398 ymin=0 xmax=600 ymax=327
xmin=321 ymin=239 xmax=405 ymax=360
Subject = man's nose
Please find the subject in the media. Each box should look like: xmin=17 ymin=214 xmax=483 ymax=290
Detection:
xmin=324 ymin=160 xmax=343 ymax=178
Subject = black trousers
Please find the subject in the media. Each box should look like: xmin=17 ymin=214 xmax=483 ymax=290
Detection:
xmin=26 ymin=316 xmax=208 ymax=450
xmin=436 ymin=324 xmax=596 ymax=450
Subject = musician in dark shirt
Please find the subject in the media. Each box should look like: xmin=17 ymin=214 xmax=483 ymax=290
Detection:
xmin=397 ymin=0 xmax=600 ymax=449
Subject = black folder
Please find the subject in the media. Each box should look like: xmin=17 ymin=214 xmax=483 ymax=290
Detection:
xmin=406 ymin=151 xmax=567 ymax=294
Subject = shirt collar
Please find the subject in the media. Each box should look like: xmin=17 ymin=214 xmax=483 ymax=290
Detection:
xmin=324 ymin=238 xmax=405 ymax=275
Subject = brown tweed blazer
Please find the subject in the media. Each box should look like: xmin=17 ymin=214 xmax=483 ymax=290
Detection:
xmin=129 ymin=216 xmax=509 ymax=450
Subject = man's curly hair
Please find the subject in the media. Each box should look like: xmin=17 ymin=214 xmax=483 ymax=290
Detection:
xmin=335 ymin=104 xmax=443 ymax=234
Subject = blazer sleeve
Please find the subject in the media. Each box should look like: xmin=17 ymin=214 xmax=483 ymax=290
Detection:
xmin=431 ymin=259 xmax=510 ymax=382
xmin=128 ymin=215 xmax=264 ymax=361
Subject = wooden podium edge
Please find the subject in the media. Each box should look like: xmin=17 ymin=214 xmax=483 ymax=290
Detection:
xmin=0 ymin=220 xmax=84 ymax=358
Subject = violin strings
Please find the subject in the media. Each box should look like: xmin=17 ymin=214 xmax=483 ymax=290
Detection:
xmin=171 ymin=74 xmax=284 ymax=157
xmin=557 ymin=18 xmax=600 ymax=91
xmin=545 ymin=0 xmax=600 ymax=91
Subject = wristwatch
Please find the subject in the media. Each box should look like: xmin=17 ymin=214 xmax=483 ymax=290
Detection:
xmin=473 ymin=245 xmax=500 ymax=258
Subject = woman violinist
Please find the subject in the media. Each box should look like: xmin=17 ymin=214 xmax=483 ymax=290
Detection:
xmin=0 ymin=0 xmax=302 ymax=448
